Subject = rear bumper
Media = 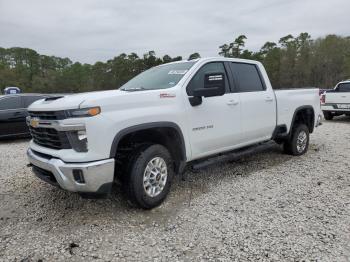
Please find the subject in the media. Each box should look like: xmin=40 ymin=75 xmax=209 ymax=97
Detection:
xmin=27 ymin=148 xmax=115 ymax=194
xmin=321 ymin=104 xmax=350 ymax=112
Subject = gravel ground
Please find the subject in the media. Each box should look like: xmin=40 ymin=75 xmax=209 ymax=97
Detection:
xmin=1 ymin=117 xmax=350 ymax=261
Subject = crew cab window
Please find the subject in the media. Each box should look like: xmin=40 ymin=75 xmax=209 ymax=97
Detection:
xmin=230 ymin=63 xmax=265 ymax=92
xmin=0 ymin=96 xmax=21 ymax=110
xmin=187 ymin=62 xmax=229 ymax=96
xmin=336 ymin=83 xmax=350 ymax=92
xmin=23 ymin=96 xmax=44 ymax=108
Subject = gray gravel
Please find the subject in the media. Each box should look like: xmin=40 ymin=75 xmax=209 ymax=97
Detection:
xmin=1 ymin=117 xmax=350 ymax=261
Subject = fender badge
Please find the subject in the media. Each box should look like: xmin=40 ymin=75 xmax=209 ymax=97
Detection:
xmin=160 ymin=93 xmax=176 ymax=98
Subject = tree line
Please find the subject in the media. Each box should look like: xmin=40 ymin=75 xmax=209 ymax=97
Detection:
xmin=1 ymin=33 xmax=350 ymax=93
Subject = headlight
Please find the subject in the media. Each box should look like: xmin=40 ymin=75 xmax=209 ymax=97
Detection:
xmin=67 ymin=130 xmax=88 ymax=152
xmin=65 ymin=107 xmax=101 ymax=118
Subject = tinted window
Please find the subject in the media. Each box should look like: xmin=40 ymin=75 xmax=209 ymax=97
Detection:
xmin=0 ymin=96 xmax=21 ymax=110
xmin=337 ymin=83 xmax=350 ymax=92
xmin=187 ymin=62 xmax=229 ymax=96
xmin=230 ymin=63 xmax=265 ymax=92
xmin=23 ymin=96 xmax=44 ymax=107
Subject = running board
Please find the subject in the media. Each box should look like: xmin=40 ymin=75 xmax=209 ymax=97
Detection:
xmin=190 ymin=141 xmax=276 ymax=171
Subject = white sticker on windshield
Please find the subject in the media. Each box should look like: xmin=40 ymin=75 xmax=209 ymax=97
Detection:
xmin=168 ymin=70 xmax=188 ymax=75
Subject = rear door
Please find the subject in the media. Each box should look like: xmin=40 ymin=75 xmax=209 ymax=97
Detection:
xmin=229 ymin=62 xmax=276 ymax=143
xmin=0 ymin=96 xmax=25 ymax=137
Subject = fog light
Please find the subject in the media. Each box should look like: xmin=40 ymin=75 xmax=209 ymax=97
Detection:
xmin=77 ymin=130 xmax=87 ymax=141
xmin=67 ymin=131 xmax=88 ymax=152
xmin=73 ymin=169 xmax=85 ymax=184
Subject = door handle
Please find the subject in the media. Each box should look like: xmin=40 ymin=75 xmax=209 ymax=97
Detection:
xmin=227 ymin=100 xmax=239 ymax=106
xmin=265 ymin=97 xmax=274 ymax=102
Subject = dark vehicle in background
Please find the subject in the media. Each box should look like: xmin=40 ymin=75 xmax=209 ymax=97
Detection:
xmin=0 ymin=94 xmax=49 ymax=138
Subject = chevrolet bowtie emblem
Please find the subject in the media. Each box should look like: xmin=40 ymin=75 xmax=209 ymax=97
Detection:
xmin=30 ymin=118 xmax=40 ymax=128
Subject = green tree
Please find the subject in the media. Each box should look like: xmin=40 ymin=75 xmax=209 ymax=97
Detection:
xmin=219 ymin=35 xmax=247 ymax=58
xmin=188 ymin=52 xmax=201 ymax=60
xmin=2 ymin=35 xmax=350 ymax=93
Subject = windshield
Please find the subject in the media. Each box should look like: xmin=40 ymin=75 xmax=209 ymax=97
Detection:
xmin=120 ymin=61 xmax=196 ymax=91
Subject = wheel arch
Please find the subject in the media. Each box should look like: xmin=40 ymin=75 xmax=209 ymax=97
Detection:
xmin=289 ymin=105 xmax=315 ymax=135
xmin=110 ymin=122 xmax=187 ymax=174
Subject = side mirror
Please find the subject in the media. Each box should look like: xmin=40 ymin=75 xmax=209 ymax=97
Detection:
xmin=189 ymin=72 xmax=226 ymax=106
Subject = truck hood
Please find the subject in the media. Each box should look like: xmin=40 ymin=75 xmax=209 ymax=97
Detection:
xmin=28 ymin=90 xmax=126 ymax=111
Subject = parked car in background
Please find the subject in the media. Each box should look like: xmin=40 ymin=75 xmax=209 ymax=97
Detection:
xmin=3 ymin=86 xmax=21 ymax=95
xmin=321 ymin=80 xmax=350 ymax=120
xmin=0 ymin=94 xmax=49 ymax=138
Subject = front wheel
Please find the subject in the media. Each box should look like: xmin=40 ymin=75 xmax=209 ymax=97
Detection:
xmin=283 ymin=124 xmax=310 ymax=156
xmin=125 ymin=144 xmax=174 ymax=209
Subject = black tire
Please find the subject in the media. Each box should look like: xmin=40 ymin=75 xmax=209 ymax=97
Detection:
xmin=125 ymin=144 xmax=174 ymax=209
xmin=283 ymin=124 xmax=310 ymax=156
xmin=323 ymin=111 xmax=333 ymax=120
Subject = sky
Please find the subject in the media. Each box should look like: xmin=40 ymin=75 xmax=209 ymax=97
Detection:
xmin=0 ymin=0 xmax=349 ymax=64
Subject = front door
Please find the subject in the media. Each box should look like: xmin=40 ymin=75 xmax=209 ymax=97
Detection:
xmin=184 ymin=62 xmax=242 ymax=160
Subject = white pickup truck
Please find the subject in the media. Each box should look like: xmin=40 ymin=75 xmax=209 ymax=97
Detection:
xmin=27 ymin=57 xmax=321 ymax=209
xmin=321 ymin=80 xmax=350 ymax=120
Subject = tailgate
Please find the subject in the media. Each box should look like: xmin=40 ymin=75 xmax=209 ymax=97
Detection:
xmin=325 ymin=92 xmax=350 ymax=104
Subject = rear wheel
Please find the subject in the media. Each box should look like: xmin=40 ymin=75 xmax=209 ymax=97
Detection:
xmin=323 ymin=111 xmax=333 ymax=120
xmin=283 ymin=124 xmax=309 ymax=156
xmin=125 ymin=144 xmax=174 ymax=209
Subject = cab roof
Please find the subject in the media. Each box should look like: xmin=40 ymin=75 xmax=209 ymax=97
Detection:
xmin=161 ymin=57 xmax=262 ymax=67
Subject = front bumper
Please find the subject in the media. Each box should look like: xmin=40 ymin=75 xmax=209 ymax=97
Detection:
xmin=27 ymin=148 xmax=115 ymax=194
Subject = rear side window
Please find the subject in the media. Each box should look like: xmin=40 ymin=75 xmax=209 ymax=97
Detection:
xmin=23 ymin=96 xmax=44 ymax=107
xmin=230 ymin=63 xmax=265 ymax=92
xmin=337 ymin=83 xmax=350 ymax=92
xmin=187 ymin=62 xmax=229 ymax=96
xmin=0 ymin=96 xmax=21 ymax=110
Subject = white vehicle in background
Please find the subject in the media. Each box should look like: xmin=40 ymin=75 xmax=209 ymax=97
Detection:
xmin=26 ymin=57 xmax=322 ymax=209
xmin=321 ymin=80 xmax=350 ymax=120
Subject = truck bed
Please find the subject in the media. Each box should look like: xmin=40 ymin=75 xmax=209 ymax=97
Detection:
xmin=274 ymin=89 xmax=320 ymax=132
